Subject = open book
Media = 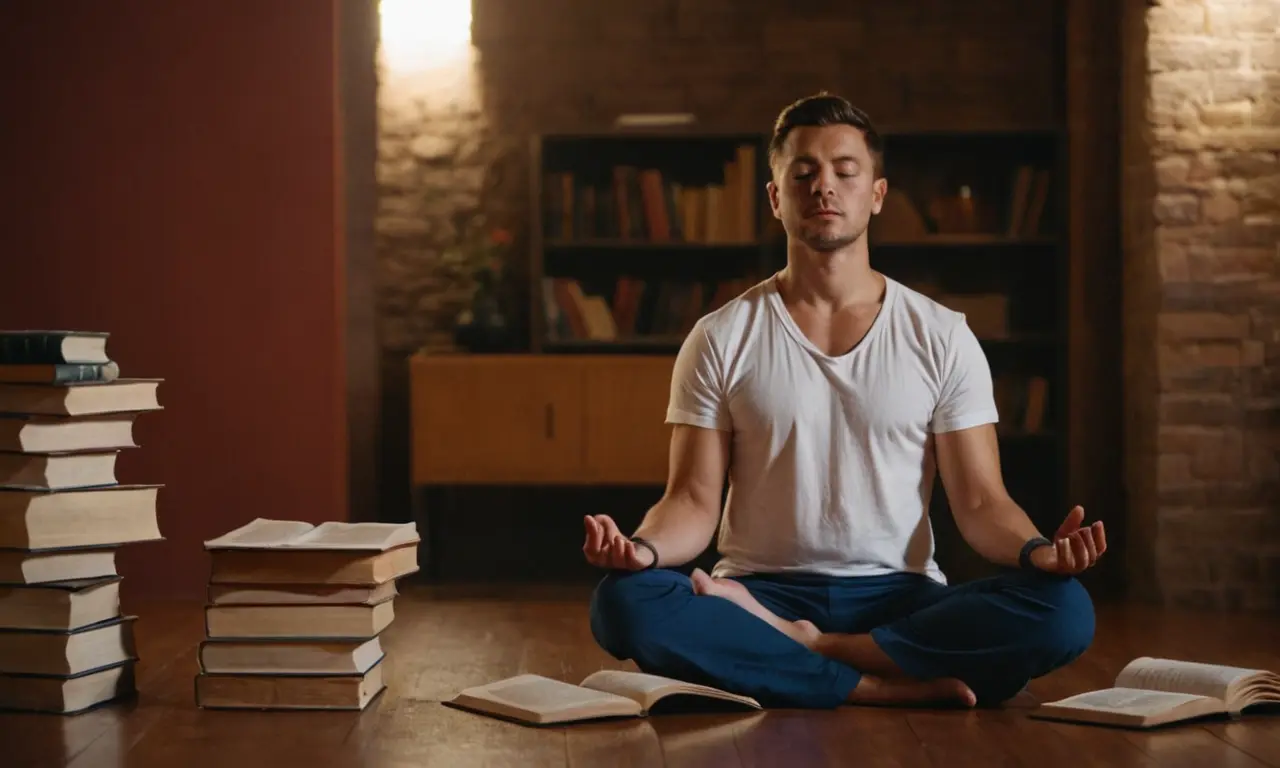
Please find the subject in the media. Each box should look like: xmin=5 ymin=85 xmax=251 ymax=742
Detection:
xmin=203 ymin=518 xmax=419 ymax=551
xmin=1032 ymin=656 xmax=1280 ymax=729
xmin=202 ymin=518 xmax=420 ymax=585
xmin=446 ymin=670 xmax=761 ymax=726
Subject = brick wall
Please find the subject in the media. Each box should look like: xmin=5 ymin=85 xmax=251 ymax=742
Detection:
xmin=375 ymin=0 xmax=1061 ymax=355
xmin=1124 ymin=0 xmax=1280 ymax=611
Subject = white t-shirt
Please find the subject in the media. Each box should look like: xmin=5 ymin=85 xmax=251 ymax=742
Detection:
xmin=666 ymin=273 xmax=999 ymax=585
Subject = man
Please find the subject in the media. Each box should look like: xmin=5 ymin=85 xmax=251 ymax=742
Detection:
xmin=582 ymin=93 xmax=1104 ymax=710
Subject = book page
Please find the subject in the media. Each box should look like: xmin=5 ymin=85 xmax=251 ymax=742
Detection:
xmin=289 ymin=522 xmax=419 ymax=551
xmin=1044 ymin=687 xmax=1215 ymax=716
xmin=454 ymin=674 xmax=640 ymax=722
xmin=580 ymin=669 xmax=759 ymax=710
xmin=203 ymin=519 xmax=315 ymax=549
xmin=1116 ymin=657 xmax=1260 ymax=700
xmin=580 ymin=670 xmax=683 ymax=705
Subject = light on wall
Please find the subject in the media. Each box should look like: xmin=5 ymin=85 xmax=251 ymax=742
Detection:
xmin=378 ymin=0 xmax=472 ymax=72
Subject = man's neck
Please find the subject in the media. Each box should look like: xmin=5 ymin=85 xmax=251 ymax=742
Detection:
xmin=777 ymin=238 xmax=882 ymax=312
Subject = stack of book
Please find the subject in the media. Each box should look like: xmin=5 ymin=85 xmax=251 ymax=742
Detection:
xmin=193 ymin=517 xmax=419 ymax=711
xmin=0 ymin=330 xmax=164 ymax=714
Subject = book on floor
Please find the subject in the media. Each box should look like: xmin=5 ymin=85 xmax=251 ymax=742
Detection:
xmin=0 ymin=450 xmax=121 ymax=491
xmin=203 ymin=597 xmax=395 ymax=639
xmin=0 ymin=659 xmax=135 ymax=715
xmin=204 ymin=518 xmax=420 ymax=585
xmin=1031 ymin=656 xmax=1280 ymax=729
xmin=194 ymin=657 xmax=386 ymax=711
xmin=0 ymin=378 xmax=162 ymax=417
xmin=0 ymin=548 xmax=119 ymax=585
xmin=0 ymin=413 xmax=140 ymax=454
xmin=0 ymin=576 xmax=121 ymax=631
xmin=0 ymin=615 xmax=138 ymax=676
xmin=446 ymin=670 xmax=761 ymax=726
xmin=198 ymin=636 xmax=384 ymax=676
xmin=0 ymin=330 xmax=110 ymax=365
xmin=206 ymin=580 xmax=397 ymax=606
xmin=0 ymin=484 xmax=163 ymax=549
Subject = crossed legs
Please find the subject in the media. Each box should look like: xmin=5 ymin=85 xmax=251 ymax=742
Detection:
xmin=689 ymin=570 xmax=978 ymax=706
xmin=689 ymin=566 xmax=1095 ymax=707
xmin=590 ymin=565 xmax=1094 ymax=709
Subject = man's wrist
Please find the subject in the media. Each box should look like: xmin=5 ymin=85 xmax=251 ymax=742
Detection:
xmin=1018 ymin=536 xmax=1053 ymax=570
xmin=630 ymin=536 xmax=659 ymax=569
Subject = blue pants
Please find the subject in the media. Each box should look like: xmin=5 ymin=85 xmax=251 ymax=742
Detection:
xmin=589 ymin=567 xmax=1095 ymax=709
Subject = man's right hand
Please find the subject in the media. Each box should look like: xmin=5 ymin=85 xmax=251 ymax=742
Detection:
xmin=583 ymin=515 xmax=655 ymax=570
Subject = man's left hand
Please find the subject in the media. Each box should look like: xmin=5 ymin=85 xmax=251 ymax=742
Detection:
xmin=1030 ymin=506 xmax=1106 ymax=575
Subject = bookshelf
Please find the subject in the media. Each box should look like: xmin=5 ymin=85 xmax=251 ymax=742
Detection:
xmin=530 ymin=132 xmax=774 ymax=354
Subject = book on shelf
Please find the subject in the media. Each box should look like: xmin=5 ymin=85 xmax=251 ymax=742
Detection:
xmin=543 ymin=144 xmax=758 ymax=244
xmin=447 ymin=669 xmax=761 ymax=726
xmin=541 ymin=275 xmax=756 ymax=344
xmin=1030 ymin=656 xmax=1280 ymax=729
xmin=1006 ymin=165 xmax=1052 ymax=237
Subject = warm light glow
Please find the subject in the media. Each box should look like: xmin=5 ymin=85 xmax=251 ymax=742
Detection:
xmin=379 ymin=0 xmax=471 ymax=72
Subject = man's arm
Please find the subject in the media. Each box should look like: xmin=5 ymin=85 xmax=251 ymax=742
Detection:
xmin=583 ymin=423 xmax=728 ymax=569
xmin=935 ymin=423 xmax=1106 ymax=573
xmin=632 ymin=423 xmax=729 ymax=565
xmin=934 ymin=423 xmax=1041 ymax=568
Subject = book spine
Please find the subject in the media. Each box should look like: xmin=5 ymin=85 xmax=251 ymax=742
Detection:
xmin=0 ymin=362 xmax=119 ymax=384
xmin=0 ymin=334 xmax=83 ymax=364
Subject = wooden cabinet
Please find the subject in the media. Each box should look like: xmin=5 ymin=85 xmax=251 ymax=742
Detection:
xmin=410 ymin=354 xmax=675 ymax=486
xmin=583 ymin=357 xmax=674 ymax=484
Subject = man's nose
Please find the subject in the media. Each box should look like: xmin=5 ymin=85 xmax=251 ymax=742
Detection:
xmin=810 ymin=168 xmax=836 ymax=196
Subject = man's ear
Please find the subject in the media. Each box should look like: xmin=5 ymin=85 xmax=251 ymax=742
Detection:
xmin=870 ymin=177 xmax=888 ymax=215
xmin=766 ymin=180 xmax=781 ymax=219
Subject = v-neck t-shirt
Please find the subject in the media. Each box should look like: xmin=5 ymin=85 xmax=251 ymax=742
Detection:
xmin=665 ymin=274 xmax=999 ymax=585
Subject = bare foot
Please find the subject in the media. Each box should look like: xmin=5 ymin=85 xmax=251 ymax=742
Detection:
xmin=690 ymin=568 xmax=821 ymax=648
xmin=849 ymin=674 xmax=977 ymax=708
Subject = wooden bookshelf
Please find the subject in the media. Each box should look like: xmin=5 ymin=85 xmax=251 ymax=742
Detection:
xmin=529 ymin=131 xmax=774 ymax=354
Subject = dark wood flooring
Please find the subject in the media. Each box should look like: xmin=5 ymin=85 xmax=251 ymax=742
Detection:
xmin=5 ymin=584 xmax=1280 ymax=767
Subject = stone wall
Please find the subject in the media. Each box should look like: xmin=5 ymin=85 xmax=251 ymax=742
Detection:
xmin=375 ymin=0 xmax=1061 ymax=355
xmin=1124 ymin=0 xmax=1280 ymax=611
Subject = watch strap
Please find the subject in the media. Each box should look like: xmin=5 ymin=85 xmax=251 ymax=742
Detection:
xmin=1019 ymin=536 xmax=1053 ymax=570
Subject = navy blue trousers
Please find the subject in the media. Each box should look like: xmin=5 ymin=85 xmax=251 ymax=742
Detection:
xmin=589 ymin=567 xmax=1095 ymax=709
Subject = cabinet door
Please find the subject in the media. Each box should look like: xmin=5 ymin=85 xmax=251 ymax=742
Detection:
xmin=583 ymin=356 xmax=675 ymax=484
xmin=411 ymin=356 xmax=584 ymax=484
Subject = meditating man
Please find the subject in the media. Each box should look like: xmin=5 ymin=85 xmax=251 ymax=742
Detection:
xmin=581 ymin=92 xmax=1105 ymax=710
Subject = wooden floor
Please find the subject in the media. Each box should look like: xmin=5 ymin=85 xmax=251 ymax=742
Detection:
xmin=5 ymin=584 xmax=1280 ymax=767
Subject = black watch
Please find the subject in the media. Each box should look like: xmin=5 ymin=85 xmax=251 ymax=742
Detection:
xmin=1019 ymin=536 xmax=1053 ymax=571
xmin=629 ymin=536 xmax=659 ymax=570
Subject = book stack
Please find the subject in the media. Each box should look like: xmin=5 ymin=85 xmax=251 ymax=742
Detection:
xmin=193 ymin=517 xmax=420 ymax=711
xmin=0 ymin=330 xmax=164 ymax=714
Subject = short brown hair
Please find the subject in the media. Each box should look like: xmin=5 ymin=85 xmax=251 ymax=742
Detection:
xmin=768 ymin=92 xmax=885 ymax=178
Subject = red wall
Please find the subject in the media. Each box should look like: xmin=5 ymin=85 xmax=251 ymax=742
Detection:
xmin=0 ymin=1 xmax=348 ymax=598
